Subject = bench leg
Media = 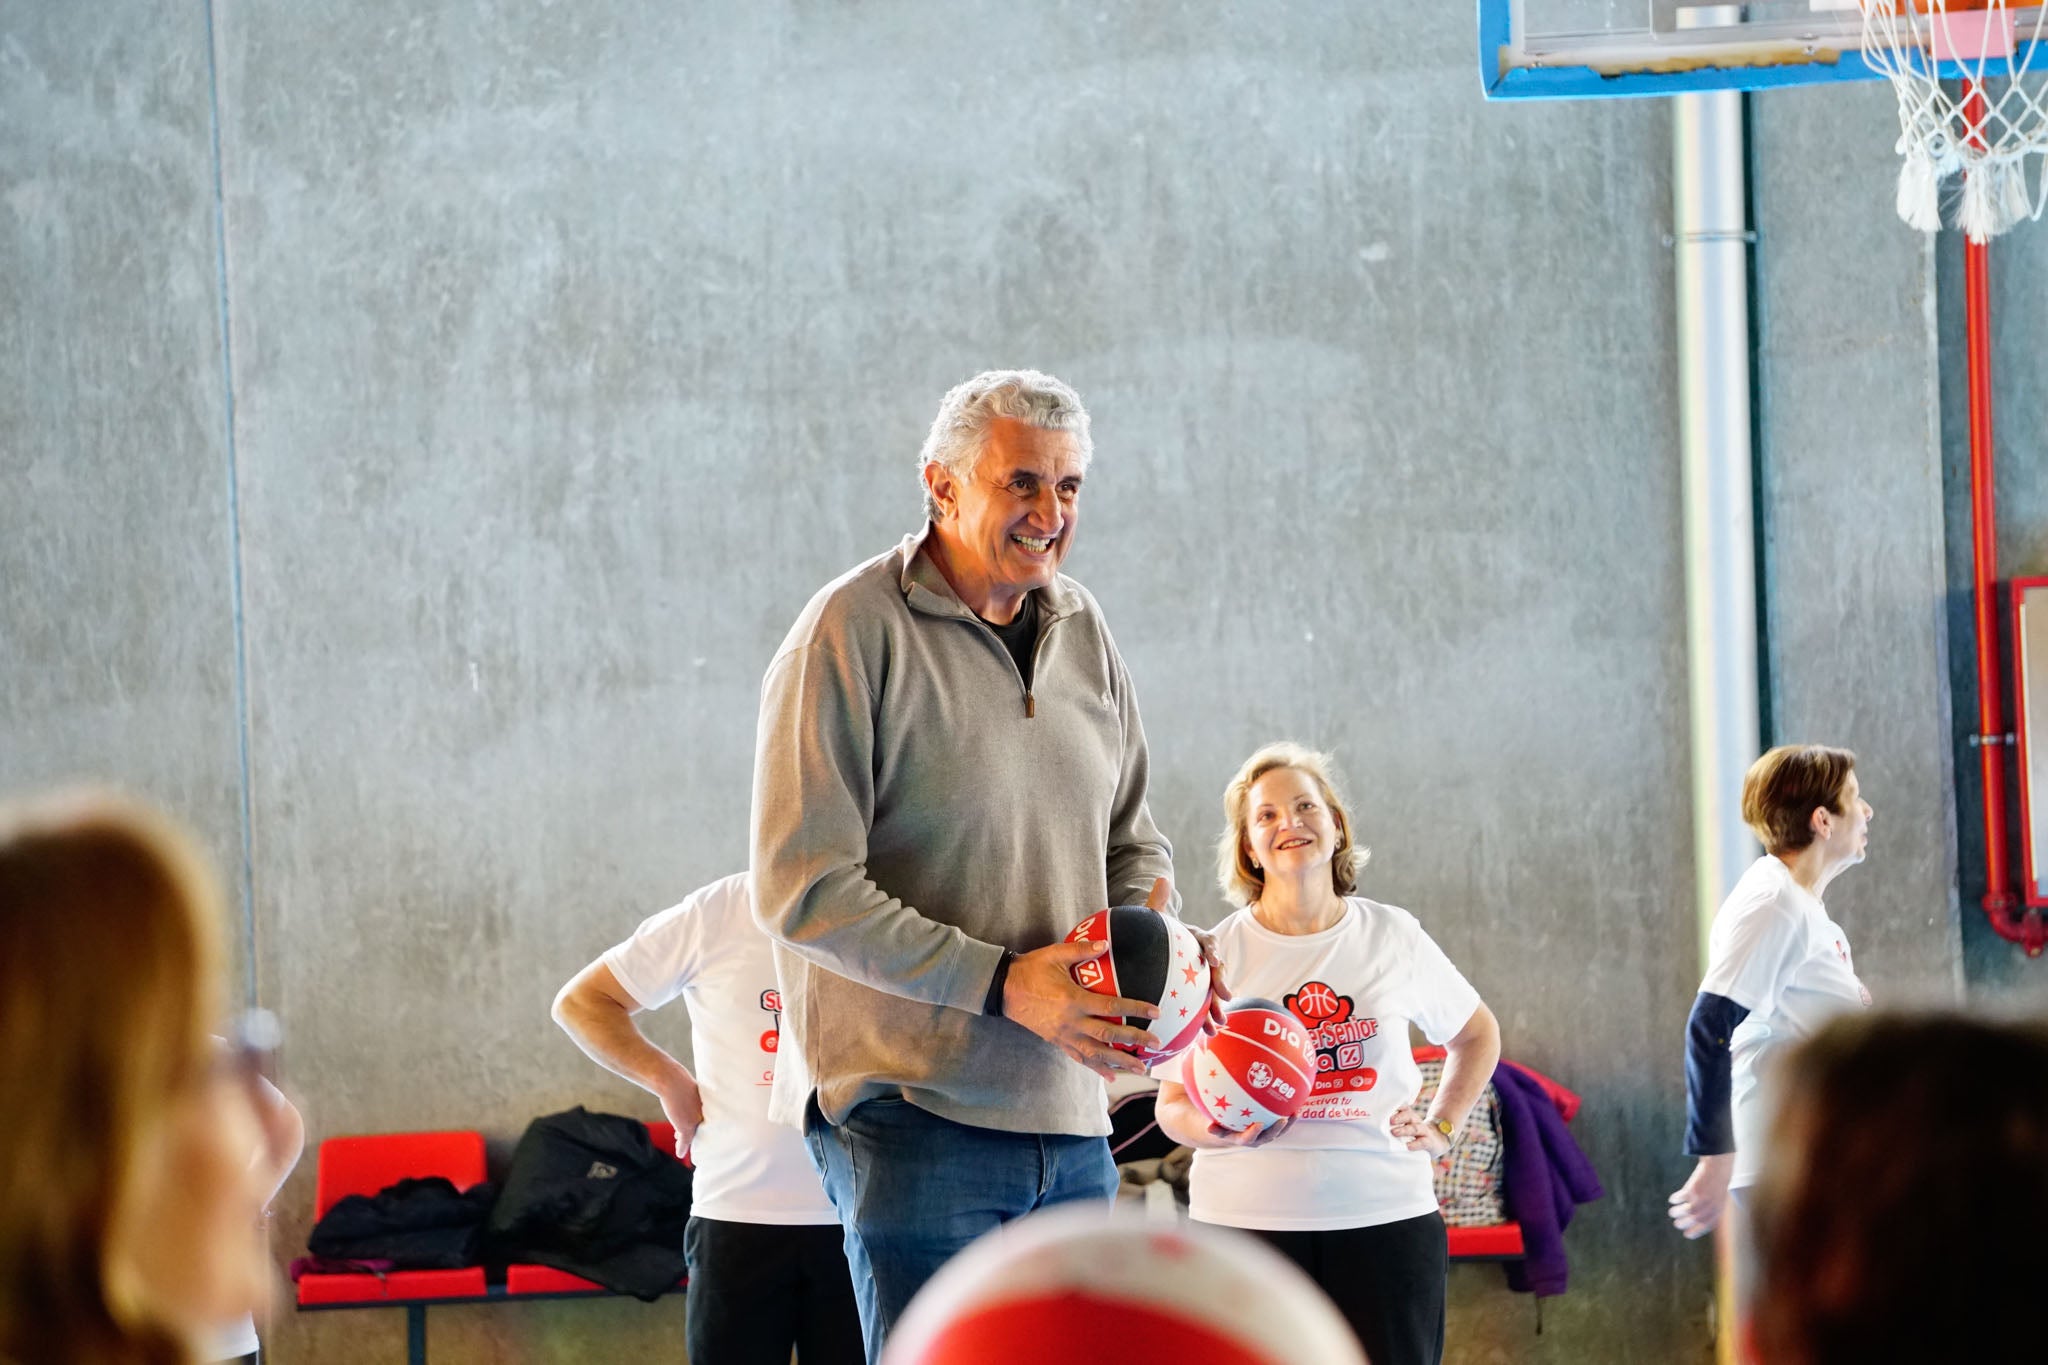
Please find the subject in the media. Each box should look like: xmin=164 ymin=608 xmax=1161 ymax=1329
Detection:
xmin=407 ymin=1303 xmax=426 ymax=1365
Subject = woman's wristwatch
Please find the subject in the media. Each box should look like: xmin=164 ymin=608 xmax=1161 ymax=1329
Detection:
xmin=1431 ymin=1116 xmax=1458 ymax=1147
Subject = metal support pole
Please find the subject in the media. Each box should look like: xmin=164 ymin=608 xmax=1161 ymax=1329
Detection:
xmin=1675 ymin=87 xmax=1763 ymax=956
xmin=1674 ymin=83 xmax=1760 ymax=1365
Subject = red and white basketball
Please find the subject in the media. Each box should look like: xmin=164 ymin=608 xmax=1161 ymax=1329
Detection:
xmin=1064 ymin=906 xmax=1212 ymax=1065
xmin=884 ymin=1205 xmax=1367 ymax=1365
xmin=1177 ymin=997 xmax=1316 ymax=1133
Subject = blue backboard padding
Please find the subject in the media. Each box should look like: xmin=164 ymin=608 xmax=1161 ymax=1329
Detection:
xmin=1485 ymin=54 xmax=1885 ymax=101
xmin=1478 ymin=0 xmax=2027 ymax=101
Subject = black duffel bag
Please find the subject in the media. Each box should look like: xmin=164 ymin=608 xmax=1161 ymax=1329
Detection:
xmin=485 ymin=1106 xmax=693 ymax=1300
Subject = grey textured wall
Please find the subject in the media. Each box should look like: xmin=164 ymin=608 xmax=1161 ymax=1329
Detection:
xmin=0 ymin=2 xmax=248 ymax=955
xmin=1 ymin=3 xmax=1985 ymax=1362
xmin=1751 ymin=80 xmax=1963 ymax=1011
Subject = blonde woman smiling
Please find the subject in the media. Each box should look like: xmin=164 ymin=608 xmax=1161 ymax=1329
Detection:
xmin=1156 ymin=743 xmax=1499 ymax=1365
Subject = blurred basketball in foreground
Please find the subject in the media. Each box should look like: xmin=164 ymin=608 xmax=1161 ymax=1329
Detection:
xmin=883 ymin=1205 xmax=1368 ymax=1365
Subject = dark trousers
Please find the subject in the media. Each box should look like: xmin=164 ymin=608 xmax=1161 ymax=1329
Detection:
xmin=683 ymin=1215 xmax=864 ymax=1365
xmin=1249 ymin=1211 xmax=1449 ymax=1365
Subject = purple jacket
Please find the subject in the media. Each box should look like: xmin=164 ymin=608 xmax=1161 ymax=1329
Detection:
xmin=1493 ymin=1060 xmax=1603 ymax=1296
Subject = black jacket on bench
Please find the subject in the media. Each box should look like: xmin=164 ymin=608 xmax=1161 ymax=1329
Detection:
xmin=485 ymin=1107 xmax=694 ymax=1300
xmin=308 ymin=1176 xmax=498 ymax=1269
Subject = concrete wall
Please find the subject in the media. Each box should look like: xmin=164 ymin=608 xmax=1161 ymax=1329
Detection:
xmin=1 ymin=3 xmax=1982 ymax=1362
xmin=0 ymin=1 xmax=248 ymax=960
xmin=1751 ymin=80 xmax=1963 ymax=1012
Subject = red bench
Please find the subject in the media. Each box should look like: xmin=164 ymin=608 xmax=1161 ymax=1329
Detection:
xmin=297 ymin=1122 xmax=685 ymax=1363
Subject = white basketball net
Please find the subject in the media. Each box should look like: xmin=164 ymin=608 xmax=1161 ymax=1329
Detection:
xmin=1859 ymin=2 xmax=2048 ymax=240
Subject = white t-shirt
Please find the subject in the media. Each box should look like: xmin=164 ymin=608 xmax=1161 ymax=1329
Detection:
xmin=204 ymin=1315 xmax=257 ymax=1360
xmin=1700 ymin=855 xmax=1870 ymax=1190
xmin=1187 ymin=897 xmax=1483 ymax=1232
xmin=602 ymin=872 xmax=837 ymax=1225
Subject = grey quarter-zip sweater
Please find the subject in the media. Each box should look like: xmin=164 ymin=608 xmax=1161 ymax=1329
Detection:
xmin=750 ymin=526 xmax=1180 ymax=1136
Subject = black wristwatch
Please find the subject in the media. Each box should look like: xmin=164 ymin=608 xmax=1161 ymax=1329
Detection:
xmin=984 ymin=949 xmax=1018 ymax=1018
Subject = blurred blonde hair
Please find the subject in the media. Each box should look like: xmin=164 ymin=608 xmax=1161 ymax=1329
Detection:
xmin=0 ymin=791 xmax=223 ymax=1365
xmin=1216 ymin=742 xmax=1369 ymax=908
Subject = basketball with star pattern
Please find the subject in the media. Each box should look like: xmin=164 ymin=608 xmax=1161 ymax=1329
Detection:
xmin=1178 ymin=998 xmax=1317 ymax=1132
xmin=1064 ymin=906 xmax=1213 ymax=1065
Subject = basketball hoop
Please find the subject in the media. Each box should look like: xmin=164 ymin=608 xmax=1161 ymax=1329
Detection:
xmin=1859 ymin=1 xmax=2048 ymax=239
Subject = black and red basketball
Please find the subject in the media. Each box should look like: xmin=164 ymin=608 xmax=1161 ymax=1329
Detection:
xmin=1177 ymin=997 xmax=1316 ymax=1132
xmin=884 ymin=1206 xmax=1368 ymax=1365
xmin=1064 ymin=907 xmax=1211 ymax=1065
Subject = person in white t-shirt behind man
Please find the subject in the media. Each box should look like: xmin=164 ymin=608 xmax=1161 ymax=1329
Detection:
xmin=1155 ymin=742 xmax=1501 ymax=1365
xmin=553 ymin=871 xmax=862 ymax=1365
xmin=1667 ymin=744 xmax=1874 ymax=1250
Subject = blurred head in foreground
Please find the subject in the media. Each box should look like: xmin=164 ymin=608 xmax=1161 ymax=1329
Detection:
xmin=1746 ymin=1010 xmax=2048 ymax=1365
xmin=0 ymin=792 xmax=273 ymax=1365
xmin=883 ymin=1204 xmax=1370 ymax=1365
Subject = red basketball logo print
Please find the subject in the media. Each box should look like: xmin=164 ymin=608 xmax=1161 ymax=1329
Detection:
xmin=1285 ymin=981 xmax=1352 ymax=1028
xmin=758 ymin=987 xmax=782 ymax=1057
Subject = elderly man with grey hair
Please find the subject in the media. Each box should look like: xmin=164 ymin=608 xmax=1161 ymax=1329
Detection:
xmin=751 ymin=369 xmax=1221 ymax=1360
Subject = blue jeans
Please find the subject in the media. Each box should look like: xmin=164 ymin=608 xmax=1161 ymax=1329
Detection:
xmin=803 ymin=1094 xmax=1118 ymax=1364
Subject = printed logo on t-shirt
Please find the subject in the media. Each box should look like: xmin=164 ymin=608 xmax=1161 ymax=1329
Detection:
xmin=1285 ymin=981 xmax=1381 ymax=1101
xmin=1834 ymin=940 xmax=1873 ymax=1007
xmin=757 ymin=988 xmax=781 ymax=1081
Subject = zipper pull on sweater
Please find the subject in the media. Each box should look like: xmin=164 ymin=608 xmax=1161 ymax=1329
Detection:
xmin=1025 ymin=692 xmax=1035 ymax=719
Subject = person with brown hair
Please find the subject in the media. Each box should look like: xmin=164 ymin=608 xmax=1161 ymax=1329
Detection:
xmin=1744 ymin=1011 xmax=2048 ymax=1363
xmin=1667 ymin=745 xmax=1874 ymax=1244
xmin=0 ymin=792 xmax=290 ymax=1365
xmin=1154 ymin=741 xmax=1499 ymax=1365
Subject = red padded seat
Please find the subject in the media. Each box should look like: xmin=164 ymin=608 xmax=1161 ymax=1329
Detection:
xmin=297 ymin=1266 xmax=487 ymax=1304
xmin=505 ymin=1264 xmax=608 ymax=1295
xmin=1445 ymin=1222 xmax=1526 ymax=1259
xmin=297 ymin=1130 xmax=489 ymax=1305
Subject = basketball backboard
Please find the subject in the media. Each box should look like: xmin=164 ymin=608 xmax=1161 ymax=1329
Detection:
xmin=1481 ymin=0 xmax=2041 ymax=100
